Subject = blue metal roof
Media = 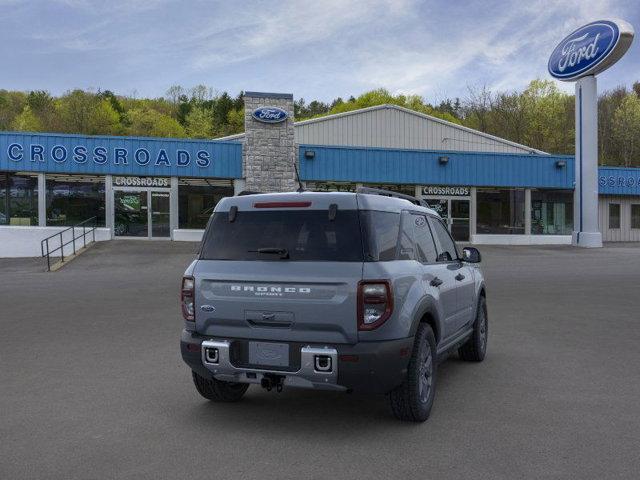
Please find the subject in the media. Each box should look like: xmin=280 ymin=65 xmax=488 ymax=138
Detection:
xmin=598 ymin=167 xmax=640 ymax=196
xmin=0 ymin=132 xmax=242 ymax=178
xmin=299 ymin=145 xmax=575 ymax=189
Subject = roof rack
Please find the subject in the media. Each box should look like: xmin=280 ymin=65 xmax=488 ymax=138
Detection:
xmin=237 ymin=190 xmax=263 ymax=196
xmin=356 ymin=186 xmax=425 ymax=207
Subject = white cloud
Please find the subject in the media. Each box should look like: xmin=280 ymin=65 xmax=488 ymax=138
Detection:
xmin=2 ymin=0 xmax=637 ymax=99
xmin=189 ymin=0 xmax=417 ymax=69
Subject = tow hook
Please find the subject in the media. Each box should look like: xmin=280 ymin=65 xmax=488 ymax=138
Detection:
xmin=261 ymin=374 xmax=285 ymax=393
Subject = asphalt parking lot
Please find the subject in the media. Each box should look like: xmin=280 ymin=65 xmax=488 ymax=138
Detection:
xmin=1 ymin=240 xmax=640 ymax=479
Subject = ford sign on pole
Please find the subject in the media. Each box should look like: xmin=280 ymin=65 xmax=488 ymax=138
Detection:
xmin=548 ymin=20 xmax=634 ymax=81
xmin=252 ymin=106 xmax=289 ymax=124
xmin=548 ymin=19 xmax=634 ymax=248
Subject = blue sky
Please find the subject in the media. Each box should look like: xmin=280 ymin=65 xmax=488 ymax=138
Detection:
xmin=1 ymin=0 xmax=639 ymax=103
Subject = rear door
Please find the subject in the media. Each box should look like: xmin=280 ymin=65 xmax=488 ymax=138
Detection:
xmin=194 ymin=203 xmax=363 ymax=345
xmin=411 ymin=212 xmax=459 ymax=339
xmin=427 ymin=216 xmax=475 ymax=334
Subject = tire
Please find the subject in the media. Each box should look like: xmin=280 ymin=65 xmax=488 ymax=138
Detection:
xmin=458 ymin=295 xmax=488 ymax=362
xmin=389 ymin=323 xmax=437 ymax=422
xmin=191 ymin=371 xmax=249 ymax=402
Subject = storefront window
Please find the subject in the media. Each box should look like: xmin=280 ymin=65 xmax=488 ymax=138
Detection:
xmin=609 ymin=204 xmax=620 ymax=229
xmin=477 ymin=188 xmax=525 ymax=234
xmin=0 ymin=172 xmax=38 ymax=226
xmin=46 ymin=175 xmax=105 ymax=227
xmin=178 ymin=179 xmax=234 ymax=229
xmin=531 ymin=189 xmax=573 ymax=235
xmin=632 ymin=204 xmax=640 ymax=229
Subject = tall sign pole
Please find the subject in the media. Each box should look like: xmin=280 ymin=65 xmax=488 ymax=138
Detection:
xmin=548 ymin=20 xmax=634 ymax=247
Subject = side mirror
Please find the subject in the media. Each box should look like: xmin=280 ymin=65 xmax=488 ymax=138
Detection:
xmin=462 ymin=247 xmax=481 ymax=263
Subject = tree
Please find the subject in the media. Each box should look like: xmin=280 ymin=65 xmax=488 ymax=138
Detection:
xmin=225 ymin=108 xmax=244 ymax=135
xmin=185 ymin=107 xmax=213 ymax=138
xmin=87 ymin=99 xmax=122 ymax=135
xmin=26 ymin=90 xmax=59 ymax=131
xmin=520 ymin=80 xmax=573 ymax=153
xmin=57 ymin=90 xmax=97 ymax=134
xmin=599 ymin=87 xmax=627 ymax=164
xmin=211 ymin=92 xmax=235 ymax=131
xmin=190 ymin=85 xmax=213 ymax=104
xmin=0 ymin=90 xmax=27 ymax=130
xmin=11 ymin=105 xmax=42 ymax=131
xmin=464 ymin=85 xmax=494 ymax=133
xmin=611 ymin=93 xmax=640 ymax=167
xmin=127 ymin=107 xmax=186 ymax=138
xmin=165 ymin=85 xmax=185 ymax=104
xmin=320 ymin=88 xmax=460 ymax=124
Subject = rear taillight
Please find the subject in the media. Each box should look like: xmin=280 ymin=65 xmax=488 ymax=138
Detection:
xmin=181 ymin=276 xmax=195 ymax=321
xmin=357 ymin=280 xmax=393 ymax=330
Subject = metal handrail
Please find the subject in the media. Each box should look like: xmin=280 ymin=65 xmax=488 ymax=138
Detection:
xmin=41 ymin=217 xmax=97 ymax=271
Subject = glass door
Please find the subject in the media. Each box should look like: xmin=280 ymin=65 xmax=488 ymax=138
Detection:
xmin=423 ymin=199 xmax=448 ymax=221
xmin=450 ymin=199 xmax=470 ymax=241
xmin=114 ymin=190 xmax=148 ymax=237
xmin=150 ymin=191 xmax=170 ymax=238
xmin=423 ymin=197 xmax=470 ymax=242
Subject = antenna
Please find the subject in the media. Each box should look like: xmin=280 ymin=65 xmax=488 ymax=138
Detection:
xmin=293 ymin=162 xmax=305 ymax=192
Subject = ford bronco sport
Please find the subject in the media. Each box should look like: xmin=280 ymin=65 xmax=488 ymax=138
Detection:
xmin=180 ymin=188 xmax=487 ymax=422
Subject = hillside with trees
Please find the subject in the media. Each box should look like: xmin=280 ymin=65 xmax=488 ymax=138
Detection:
xmin=1 ymin=80 xmax=639 ymax=166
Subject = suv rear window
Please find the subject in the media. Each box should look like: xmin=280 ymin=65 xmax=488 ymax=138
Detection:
xmin=200 ymin=210 xmax=364 ymax=261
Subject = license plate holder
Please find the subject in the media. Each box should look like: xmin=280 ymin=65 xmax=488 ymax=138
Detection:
xmin=248 ymin=342 xmax=290 ymax=368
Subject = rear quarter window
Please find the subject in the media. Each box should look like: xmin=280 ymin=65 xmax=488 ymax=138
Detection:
xmin=359 ymin=210 xmax=401 ymax=261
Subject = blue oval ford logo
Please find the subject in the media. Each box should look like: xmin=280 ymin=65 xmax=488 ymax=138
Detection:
xmin=548 ymin=20 xmax=620 ymax=80
xmin=252 ymin=106 xmax=288 ymax=123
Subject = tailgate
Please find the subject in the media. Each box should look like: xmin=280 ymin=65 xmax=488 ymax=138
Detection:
xmin=194 ymin=260 xmax=362 ymax=344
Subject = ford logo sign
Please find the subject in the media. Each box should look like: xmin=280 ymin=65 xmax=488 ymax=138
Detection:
xmin=252 ymin=106 xmax=288 ymax=123
xmin=548 ymin=20 xmax=634 ymax=81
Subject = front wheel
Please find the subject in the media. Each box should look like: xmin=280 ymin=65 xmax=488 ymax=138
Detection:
xmin=458 ymin=295 xmax=488 ymax=362
xmin=192 ymin=371 xmax=249 ymax=402
xmin=388 ymin=323 xmax=437 ymax=422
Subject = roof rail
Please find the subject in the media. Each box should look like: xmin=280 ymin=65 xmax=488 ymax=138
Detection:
xmin=356 ymin=186 xmax=425 ymax=206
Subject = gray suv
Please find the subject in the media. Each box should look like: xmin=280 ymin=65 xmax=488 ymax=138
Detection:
xmin=180 ymin=188 xmax=487 ymax=422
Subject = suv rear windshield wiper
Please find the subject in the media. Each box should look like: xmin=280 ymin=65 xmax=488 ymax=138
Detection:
xmin=248 ymin=247 xmax=290 ymax=259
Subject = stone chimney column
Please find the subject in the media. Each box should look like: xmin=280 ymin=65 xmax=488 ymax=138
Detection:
xmin=242 ymin=92 xmax=296 ymax=192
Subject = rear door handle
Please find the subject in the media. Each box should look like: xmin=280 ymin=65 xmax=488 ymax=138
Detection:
xmin=430 ymin=277 xmax=443 ymax=287
xmin=455 ymin=273 xmax=465 ymax=281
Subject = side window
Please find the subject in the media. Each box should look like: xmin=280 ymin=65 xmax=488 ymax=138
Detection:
xmin=412 ymin=214 xmax=438 ymax=263
xmin=428 ymin=216 xmax=458 ymax=262
xmin=609 ymin=203 xmax=620 ymax=229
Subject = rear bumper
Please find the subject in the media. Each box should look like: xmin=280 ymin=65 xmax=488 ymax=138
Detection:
xmin=180 ymin=330 xmax=414 ymax=394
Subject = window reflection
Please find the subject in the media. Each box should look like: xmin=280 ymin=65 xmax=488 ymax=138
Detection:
xmin=46 ymin=175 xmax=105 ymax=227
xmin=0 ymin=172 xmax=39 ymax=226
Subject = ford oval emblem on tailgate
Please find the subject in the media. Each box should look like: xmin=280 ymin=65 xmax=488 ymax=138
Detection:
xmin=200 ymin=305 xmax=215 ymax=312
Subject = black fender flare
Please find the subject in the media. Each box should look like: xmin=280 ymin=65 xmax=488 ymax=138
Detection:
xmin=408 ymin=295 xmax=443 ymax=344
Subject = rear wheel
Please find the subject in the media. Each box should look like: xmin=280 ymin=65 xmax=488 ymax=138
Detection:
xmin=192 ymin=371 xmax=249 ymax=402
xmin=458 ymin=295 xmax=488 ymax=362
xmin=388 ymin=323 xmax=437 ymax=422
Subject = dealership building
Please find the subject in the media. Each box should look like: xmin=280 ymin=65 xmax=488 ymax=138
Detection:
xmin=1 ymin=91 xmax=640 ymax=257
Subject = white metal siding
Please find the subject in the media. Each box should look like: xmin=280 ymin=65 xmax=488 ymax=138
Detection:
xmin=598 ymin=195 xmax=640 ymax=241
xmin=295 ymin=107 xmax=533 ymax=153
